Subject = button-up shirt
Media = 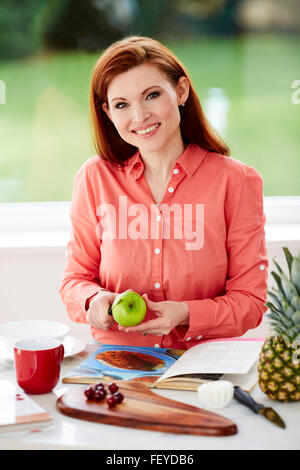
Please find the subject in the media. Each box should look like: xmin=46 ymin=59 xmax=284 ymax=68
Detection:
xmin=59 ymin=143 xmax=268 ymax=349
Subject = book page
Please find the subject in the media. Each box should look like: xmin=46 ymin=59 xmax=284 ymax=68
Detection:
xmin=154 ymin=360 xmax=259 ymax=393
xmin=156 ymin=339 xmax=263 ymax=382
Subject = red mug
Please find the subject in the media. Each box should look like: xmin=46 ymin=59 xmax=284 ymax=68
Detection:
xmin=14 ymin=338 xmax=64 ymax=394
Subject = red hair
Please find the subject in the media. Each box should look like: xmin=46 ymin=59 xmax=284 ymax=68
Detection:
xmin=90 ymin=36 xmax=230 ymax=166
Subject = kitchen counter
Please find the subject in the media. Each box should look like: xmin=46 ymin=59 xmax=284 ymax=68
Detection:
xmin=0 ymin=344 xmax=299 ymax=450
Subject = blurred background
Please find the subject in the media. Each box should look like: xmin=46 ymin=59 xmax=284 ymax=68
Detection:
xmin=0 ymin=0 xmax=299 ymax=202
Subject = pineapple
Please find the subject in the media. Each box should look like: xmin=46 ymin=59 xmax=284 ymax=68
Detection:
xmin=258 ymin=247 xmax=300 ymax=402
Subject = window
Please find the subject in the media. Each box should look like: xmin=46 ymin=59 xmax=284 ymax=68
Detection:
xmin=1 ymin=36 xmax=299 ymax=203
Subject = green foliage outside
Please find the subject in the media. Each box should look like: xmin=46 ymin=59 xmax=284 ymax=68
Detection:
xmin=0 ymin=34 xmax=299 ymax=202
xmin=0 ymin=0 xmax=178 ymax=61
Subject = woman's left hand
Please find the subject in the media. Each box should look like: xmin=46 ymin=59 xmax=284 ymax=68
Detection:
xmin=117 ymin=293 xmax=189 ymax=336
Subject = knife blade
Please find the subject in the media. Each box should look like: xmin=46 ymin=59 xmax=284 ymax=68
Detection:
xmin=233 ymin=385 xmax=286 ymax=429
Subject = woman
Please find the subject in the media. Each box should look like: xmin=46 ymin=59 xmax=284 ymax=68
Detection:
xmin=59 ymin=36 xmax=268 ymax=349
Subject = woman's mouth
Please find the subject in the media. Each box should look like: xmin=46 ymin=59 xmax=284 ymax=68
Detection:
xmin=132 ymin=123 xmax=160 ymax=137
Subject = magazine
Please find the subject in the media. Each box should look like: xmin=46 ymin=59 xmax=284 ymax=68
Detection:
xmin=62 ymin=337 xmax=264 ymax=392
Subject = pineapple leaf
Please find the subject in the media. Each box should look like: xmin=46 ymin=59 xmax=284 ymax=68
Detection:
xmin=291 ymin=257 xmax=300 ymax=295
xmin=282 ymin=246 xmax=293 ymax=277
xmin=281 ymin=313 xmax=294 ymax=328
xmin=270 ymin=288 xmax=286 ymax=304
xmin=281 ymin=300 xmax=296 ymax=318
xmin=281 ymin=277 xmax=298 ymax=302
xmin=292 ymin=310 xmax=300 ymax=324
xmin=291 ymin=295 xmax=300 ymax=311
xmin=272 ymin=257 xmax=284 ymax=275
xmin=268 ymin=307 xmax=294 ymax=328
xmin=267 ymin=311 xmax=282 ymax=323
xmin=270 ymin=324 xmax=293 ymax=343
xmin=268 ymin=292 xmax=284 ymax=312
xmin=287 ymin=325 xmax=300 ymax=340
xmin=270 ymin=324 xmax=288 ymax=336
xmin=270 ymin=271 xmax=285 ymax=296
xmin=265 ymin=301 xmax=282 ymax=316
xmin=269 ymin=323 xmax=281 ymax=333
xmin=293 ymin=332 xmax=300 ymax=343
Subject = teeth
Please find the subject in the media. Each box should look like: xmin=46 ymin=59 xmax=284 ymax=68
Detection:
xmin=135 ymin=124 xmax=159 ymax=135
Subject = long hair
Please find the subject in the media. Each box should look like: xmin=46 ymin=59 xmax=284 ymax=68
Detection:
xmin=90 ymin=36 xmax=230 ymax=167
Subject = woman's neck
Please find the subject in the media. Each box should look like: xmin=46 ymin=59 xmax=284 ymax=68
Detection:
xmin=140 ymin=135 xmax=186 ymax=181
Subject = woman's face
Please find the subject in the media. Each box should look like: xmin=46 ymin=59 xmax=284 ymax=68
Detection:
xmin=103 ymin=63 xmax=189 ymax=156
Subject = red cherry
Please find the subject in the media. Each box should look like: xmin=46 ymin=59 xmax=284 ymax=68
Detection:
xmin=94 ymin=390 xmax=106 ymax=401
xmin=107 ymin=395 xmax=117 ymax=408
xmin=95 ymin=382 xmax=105 ymax=391
xmin=84 ymin=386 xmax=95 ymax=399
xmin=113 ymin=392 xmax=124 ymax=404
xmin=108 ymin=382 xmax=119 ymax=394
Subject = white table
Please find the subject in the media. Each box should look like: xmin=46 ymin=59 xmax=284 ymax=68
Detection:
xmin=0 ymin=344 xmax=299 ymax=450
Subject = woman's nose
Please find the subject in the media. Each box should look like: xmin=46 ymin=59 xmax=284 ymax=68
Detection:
xmin=131 ymin=104 xmax=150 ymax=123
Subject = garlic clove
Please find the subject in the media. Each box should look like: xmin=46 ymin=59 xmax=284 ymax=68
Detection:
xmin=197 ymin=380 xmax=234 ymax=409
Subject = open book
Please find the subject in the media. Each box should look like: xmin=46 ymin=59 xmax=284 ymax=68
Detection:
xmin=63 ymin=337 xmax=264 ymax=393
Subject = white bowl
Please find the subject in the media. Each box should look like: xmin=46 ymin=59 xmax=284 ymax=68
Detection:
xmin=0 ymin=321 xmax=70 ymax=360
xmin=197 ymin=381 xmax=234 ymax=409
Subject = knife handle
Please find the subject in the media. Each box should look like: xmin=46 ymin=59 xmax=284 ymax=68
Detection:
xmin=233 ymin=386 xmax=264 ymax=414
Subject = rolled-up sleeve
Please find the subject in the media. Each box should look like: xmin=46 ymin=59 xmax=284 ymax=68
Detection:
xmin=59 ymin=164 xmax=106 ymax=323
xmin=175 ymin=167 xmax=268 ymax=343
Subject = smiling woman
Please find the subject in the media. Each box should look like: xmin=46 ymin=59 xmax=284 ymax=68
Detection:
xmin=101 ymin=64 xmax=189 ymax=172
xmin=89 ymin=35 xmax=229 ymax=166
xmin=59 ymin=36 xmax=268 ymax=349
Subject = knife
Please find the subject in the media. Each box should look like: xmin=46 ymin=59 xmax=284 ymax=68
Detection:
xmin=233 ymin=386 xmax=286 ymax=429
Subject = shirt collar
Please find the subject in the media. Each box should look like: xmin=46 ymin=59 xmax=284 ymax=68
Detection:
xmin=126 ymin=143 xmax=209 ymax=180
xmin=176 ymin=143 xmax=209 ymax=177
xmin=126 ymin=149 xmax=145 ymax=180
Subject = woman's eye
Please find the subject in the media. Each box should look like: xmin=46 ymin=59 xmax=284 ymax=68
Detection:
xmin=147 ymin=91 xmax=160 ymax=100
xmin=115 ymin=102 xmax=127 ymax=109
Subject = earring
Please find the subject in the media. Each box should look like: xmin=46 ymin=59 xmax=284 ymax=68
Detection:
xmin=180 ymin=102 xmax=186 ymax=108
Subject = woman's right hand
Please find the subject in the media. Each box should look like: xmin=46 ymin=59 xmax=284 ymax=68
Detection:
xmin=86 ymin=290 xmax=119 ymax=330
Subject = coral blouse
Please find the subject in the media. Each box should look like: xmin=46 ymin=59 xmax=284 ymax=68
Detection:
xmin=59 ymin=143 xmax=268 ymax=349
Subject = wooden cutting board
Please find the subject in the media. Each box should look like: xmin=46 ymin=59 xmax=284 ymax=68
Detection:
xmin=56 ymin=379 xmax=237 ymax=437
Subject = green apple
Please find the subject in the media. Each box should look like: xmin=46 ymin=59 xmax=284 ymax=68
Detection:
xmin=111 ymin=290 xmax=147 ymax=327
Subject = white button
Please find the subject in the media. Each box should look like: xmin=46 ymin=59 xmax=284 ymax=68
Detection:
xmin=173 ymin=168 xmax=179 ymax=174
xmin=168 ymin=187 xmax=174 ymax=193
xmin=154 ymin=344 xmax=160 ymax=348
xmin=154 ymin=248 xmax=160 ymax=254
xmin=156 ymin=215 xmax=161 ymax=222
xmin=186 ymin=336 xmax=192 ymax=341
xmin=154 ymin=283 xmax=160 ymax=289
xmin=196 ymin=334 xmax=202 ymax=340
xmin=259 ymin=265 xmax=265 ymax=271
